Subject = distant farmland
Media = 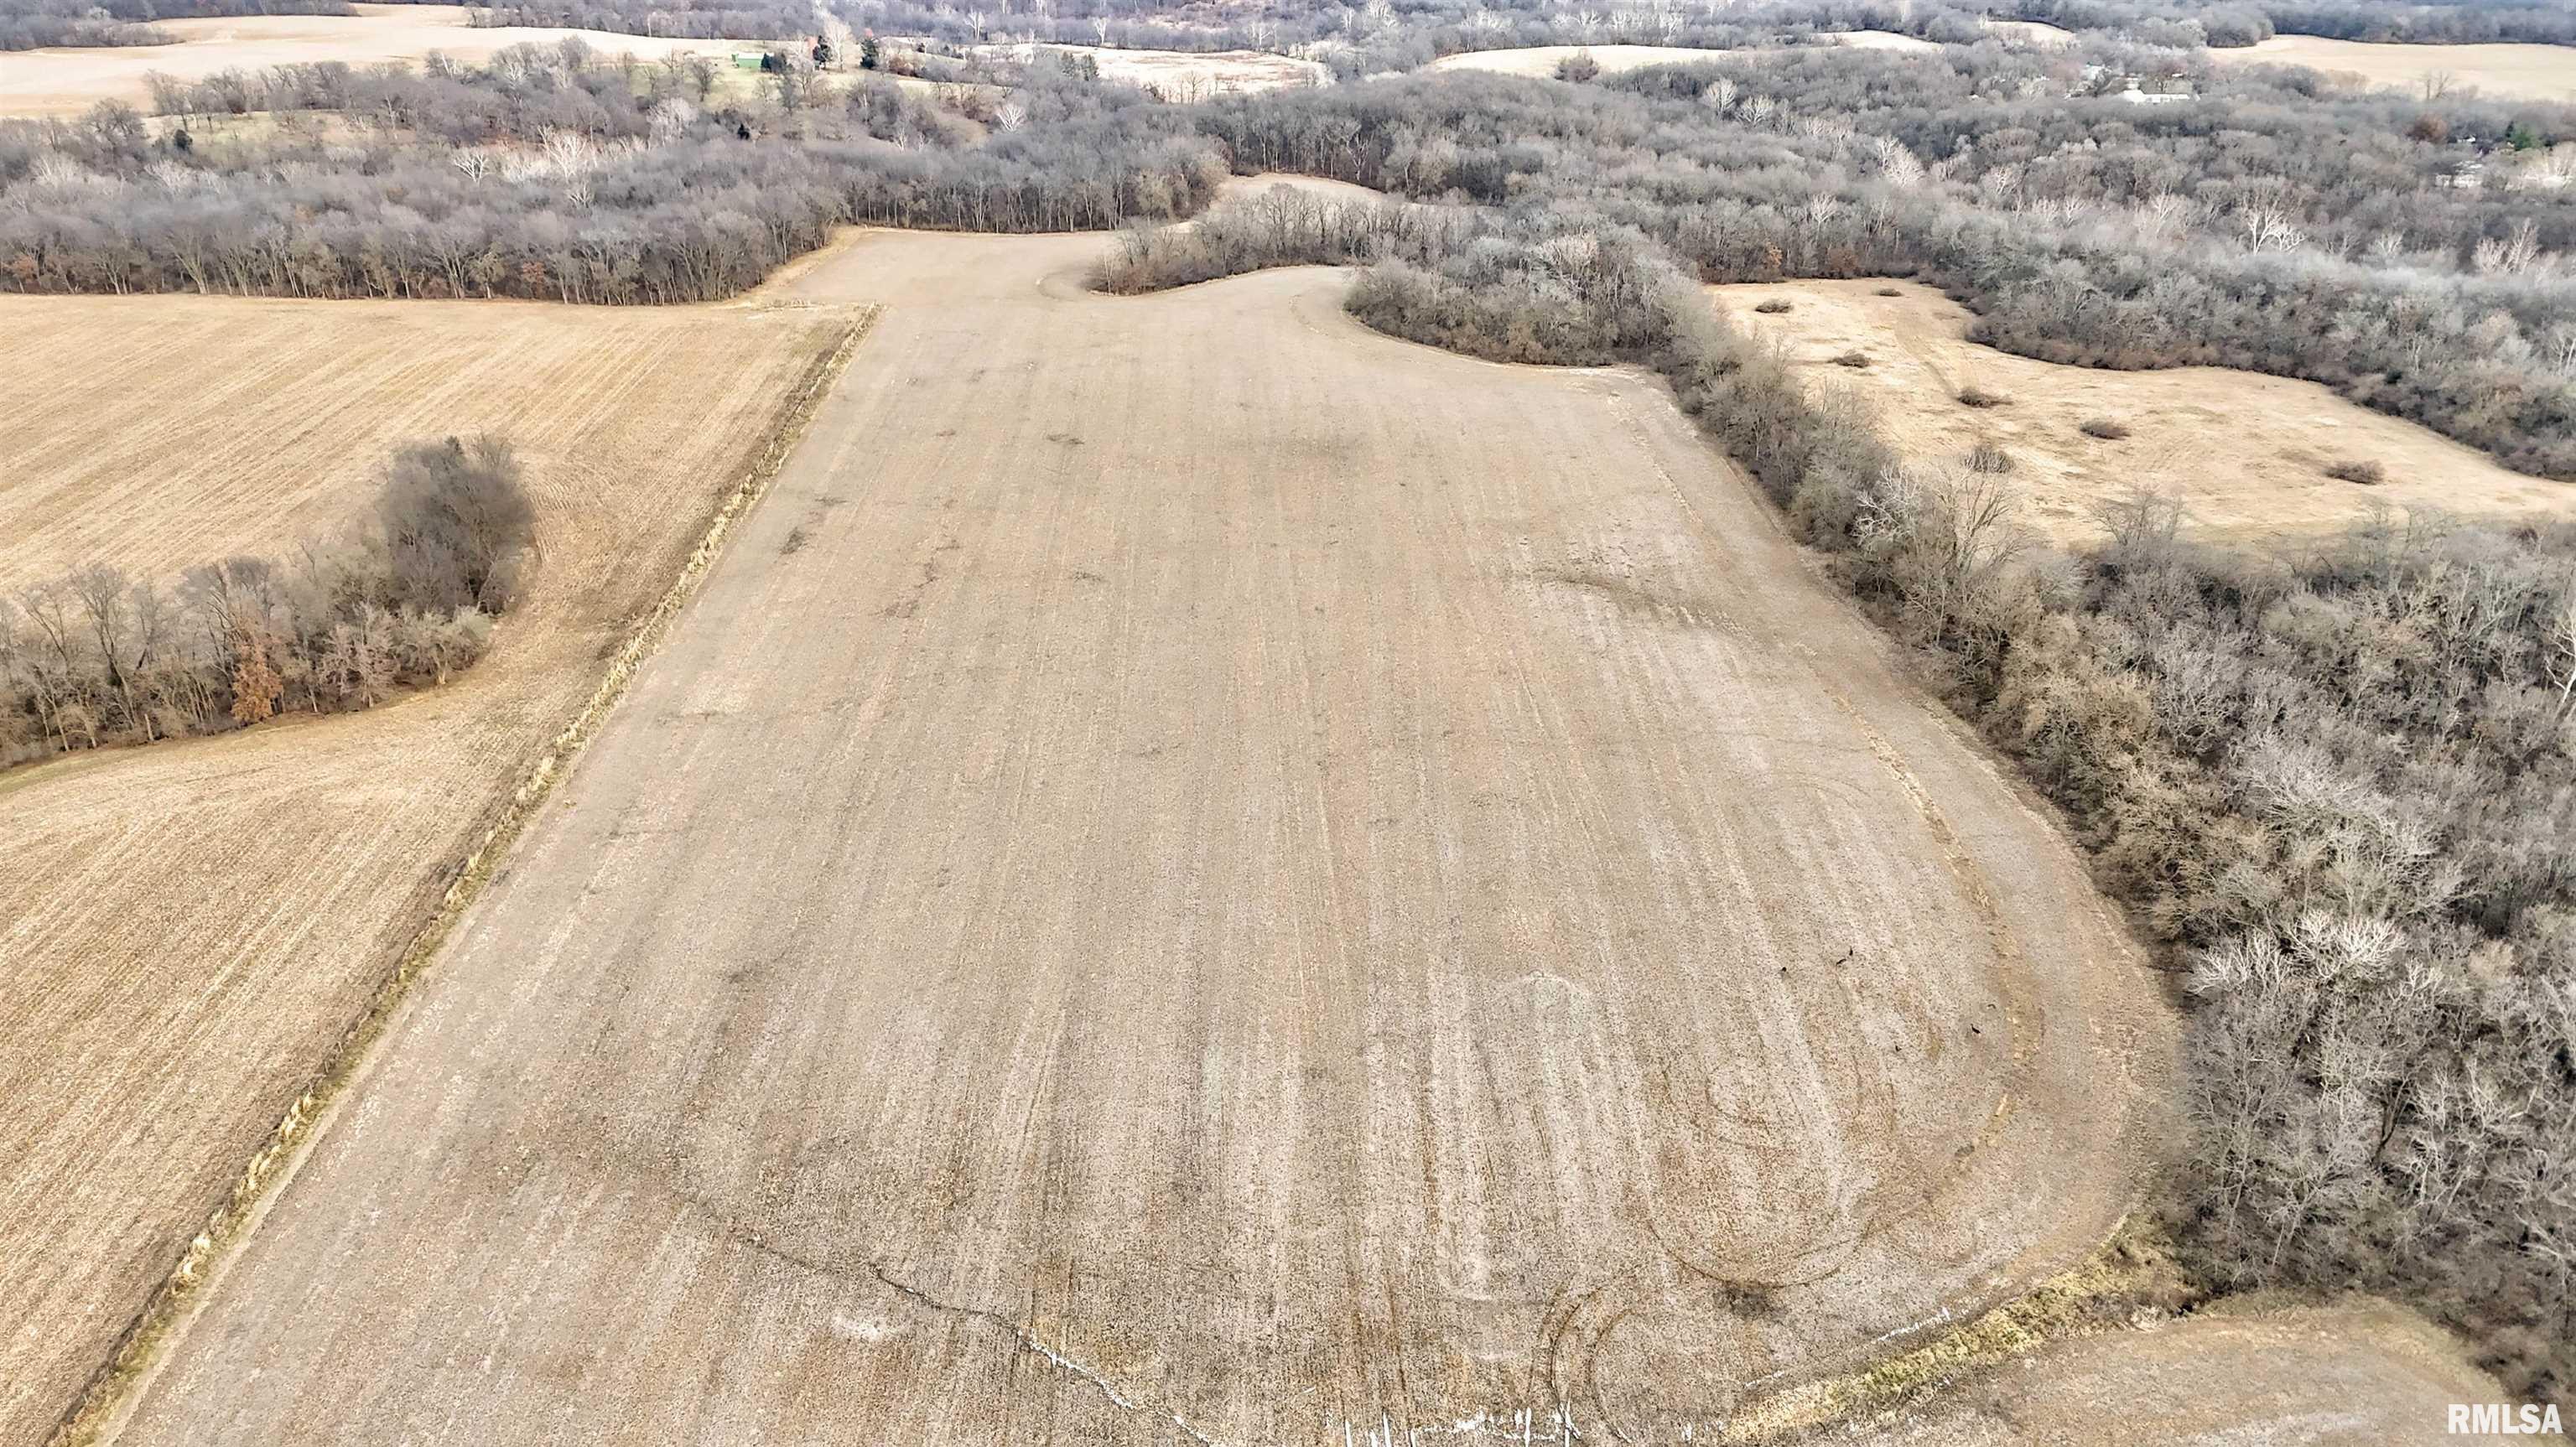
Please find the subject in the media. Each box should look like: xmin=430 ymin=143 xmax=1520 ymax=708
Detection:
xmin=0 ymin=3 xmax=741 ymax=117
xmin=2208 ymin=34 xmax=2576 ymax=102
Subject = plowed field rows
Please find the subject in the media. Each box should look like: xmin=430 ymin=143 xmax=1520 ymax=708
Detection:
xmin=112 ymin=231 xmax=2177 ymax=1444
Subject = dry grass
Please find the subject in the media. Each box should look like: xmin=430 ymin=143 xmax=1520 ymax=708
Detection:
xmin=1716 ymin=277 xmax=2576 ymax=543
xmin=2207 ymin=34 xmax=2576 ymax=103
xmin=112 ymin=228 xmax=2174 ymax=1444
xmin=0 ymin=3 xmax=743 ymax=118
xmin=0 ymin=293 xmax=858 ymax=1447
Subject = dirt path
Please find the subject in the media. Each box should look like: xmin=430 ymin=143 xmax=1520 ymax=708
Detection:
xmin=114 ymin=232 xmax=2174 ymax=1444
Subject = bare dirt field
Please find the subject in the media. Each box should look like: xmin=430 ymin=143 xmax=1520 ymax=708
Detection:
xmin=1836 ymin=1300 xmax=2536 ymax=1445
xmin=0 ymin=3 xmax=744 ymax=117
xmin=0 ymin=294 xmax=854 ymax=1447
xmin=2207 ymin=34 xmax=2576 ymax=103
xmin=1713 ymin=278 xmax=2576 ymax=544
xmin=977 ymin=40 xmax=1326 ymax=94
xmin=107 ymin=219 xmax=2179 ymax=1445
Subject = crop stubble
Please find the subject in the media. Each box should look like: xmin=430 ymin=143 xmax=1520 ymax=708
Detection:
xmin=114 ymin=233 xmax=2179 ymax=1444
xmin=0 ymin=294 xmax=854 ymax=1447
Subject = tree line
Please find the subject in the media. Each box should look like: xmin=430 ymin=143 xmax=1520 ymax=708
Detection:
xmin=1194 ymin=57 xmax=2576 ymax=477
xmin=1 ymin=438 xmax=532 ymax=770
xmin=0 ymin=50 xmax=1226 ymax=303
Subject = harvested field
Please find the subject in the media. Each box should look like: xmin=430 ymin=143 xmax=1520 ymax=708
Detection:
xmin=118 ymin=225 xmax=2173 ymax=1445
xmin=1714 ymin=278 xmax=2576 ymax=543
xmin=0 ymin=3 xmax=743 ymax=118
xmin=2207 ymin=34 xmax=2576 ymax=102
xmin=975 ymin=41 xmax=1326 ymax=94
xmin=0 ymin=293 xmax=855 ymax=1447
xmin=1838 ymin=1300 xmax=2532 ymax=1445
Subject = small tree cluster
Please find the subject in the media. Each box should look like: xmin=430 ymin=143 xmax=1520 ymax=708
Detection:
xmin=0 ymin=438 xmax=532 ymax=770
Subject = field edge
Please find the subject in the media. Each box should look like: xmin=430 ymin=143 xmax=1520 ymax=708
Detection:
xmin=42 ymin=304 xmax=878 ymax=1447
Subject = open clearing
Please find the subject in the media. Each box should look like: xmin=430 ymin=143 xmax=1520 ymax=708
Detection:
xmin=2207 ymin=35 xmax=2576 ymax=102
xmin=113 ymin=222 xmax=2172 ymax=1444
xmin=1714 ymin=278 xmax=2576 ymax=544
xmin=0 ymin=293 xmax=852 ymax=1447
xmin=974 ymin=41 xmax=1326 ymax=94
xmin=0 ymin=3 xmax=744 ymax=117
xmin=1841 ymin=1300 xmax=2531 ymax=1445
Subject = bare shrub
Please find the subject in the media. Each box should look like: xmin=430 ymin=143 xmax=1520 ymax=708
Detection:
xmin=1831 ymin=350 xmax=1872 ymax=368
xmin=2326 ymin=458 xmax=2388 ymax=485
xmin=0 ymin=438 xmax=529 ymax=772
xmin=377 ymin=435 xmax=537 ymax=612
xmin=1957 ymin=384 xmax=2008 ymax=408
xmin=2080 ymin=417 xmax=2132 ymax=440
xmin=1967 ymin=438 xmax=2016 ymax=474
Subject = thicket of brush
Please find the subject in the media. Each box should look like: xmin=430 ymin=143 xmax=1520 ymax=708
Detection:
xmin=0 ymin=437 xmax=533 ymax=768
xmin=1101 ymin=184 xmax=2576 ymax=1400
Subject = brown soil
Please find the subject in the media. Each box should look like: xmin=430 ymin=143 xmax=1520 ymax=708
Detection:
xmin=0 ymin=293 xmax=854 ymax=1447
xmin=111 ymin=225 xmax=2173 ymax=1445
xmin=1713 ymin=278 xmax=2576 ymax=545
